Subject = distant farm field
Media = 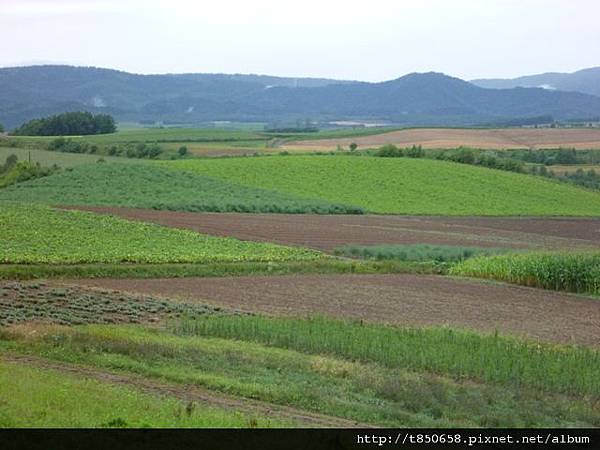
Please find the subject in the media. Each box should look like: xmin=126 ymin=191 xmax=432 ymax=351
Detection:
xmin=0 ymin=147 xmax=140 ymax=167
xmin=167 ymin=155 xmax=600 ymax=215
xmin=285 ymin=127 xmax=600 ymax=151
xmin=0 ymin=203 xmax=321 ymax=264
xmin=0 ymin=163 xmax=362 ymax=214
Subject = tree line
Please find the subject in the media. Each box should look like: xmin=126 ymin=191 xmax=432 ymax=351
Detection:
xmin=11 ymin=112 xmax=116 ymax=136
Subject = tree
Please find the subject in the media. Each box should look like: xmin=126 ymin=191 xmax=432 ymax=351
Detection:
xmin=12 ymin=112 xmax=116 ymax=136
xmin=349 ymin=142 xmax=358 ymax=152
xmin=178 ymin=146 xmax=188 ymax=156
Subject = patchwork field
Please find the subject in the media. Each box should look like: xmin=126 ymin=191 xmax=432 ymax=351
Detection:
xmin=3 ymin=126 xmax=600 ymax=429
xmin=69 ymin=207 xmax=600 ymax=251
xmin=285 ymin=127 xmax=600 ymax=151
xmin=68 ymin=273 xmax=600 ymax=346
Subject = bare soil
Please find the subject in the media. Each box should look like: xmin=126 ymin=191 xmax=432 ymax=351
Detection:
xmin=68 ymin=274 xmax=600 ymax=347
xmin=285 ymin=128 xmax=600 ymax=151
xmin=2 ymin=354 xmax=363 ymax=428
xmin=68 ymin=207 xmax=600 ymax=251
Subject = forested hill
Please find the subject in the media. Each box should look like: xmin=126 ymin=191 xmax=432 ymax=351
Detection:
xmin=2 ymin=65 xmax=600 ymax=129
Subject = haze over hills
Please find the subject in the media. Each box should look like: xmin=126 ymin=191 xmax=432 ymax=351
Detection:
xmin=2 ymin=65 xmax=600 ymax=129
xmin=472 ymin=67 xmax=600 ymax=98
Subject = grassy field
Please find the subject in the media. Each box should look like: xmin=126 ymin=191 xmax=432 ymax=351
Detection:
xmin=1 ymin=320 xmax=598 ymax=427
xmin=333 ymin=243 xmax=510 ymax=262
xmin=0 ymin=362 xmax=283 ymax=427
xmin=0 ymin=163 xmax=362 ymax=213
xmin=0 ymin=202 xmax=321 ymax=264
xmin=167 ymin=155 xmax=600 ymax=216
xmin=451 ymin=251 xmax=600 ymax=295
xmin=0 ymin=147 xmax=142 ymax=167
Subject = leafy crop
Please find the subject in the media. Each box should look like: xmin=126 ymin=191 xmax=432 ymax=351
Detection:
xmin=450 ymin=251 xmax=600 ymax=294
xmin=167 ymin=155 xmax=600 ymax=216
xmin=0 ymin=163 xmax=363 ymax=214
xmin=0 ymin=202 xmax=321 ymax=264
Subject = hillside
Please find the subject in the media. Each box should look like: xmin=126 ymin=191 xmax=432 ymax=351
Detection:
xmin=472 ymin=67 xmax=600 ymax=98
xmin=166 ymin=156 xmax=600 ymax=216
xmin=3 ymin=66 xmax=600 ymax=128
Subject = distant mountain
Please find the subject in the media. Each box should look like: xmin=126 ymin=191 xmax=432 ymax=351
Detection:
xmin=2 ymin=65 xmax=600 ymax=129
xmin=472 ymin=67 xmax=600 ymax=97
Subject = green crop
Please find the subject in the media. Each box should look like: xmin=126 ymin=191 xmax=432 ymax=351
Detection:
xmin=0 ymin=202 xmax=321 ymax=264
xmin=450 ymin=251 xmax=600 ymax=294
xmin=0 ymin=163 xmax=363 ymax=214
xmin=166 ymin=155 xmax=600 ymax=216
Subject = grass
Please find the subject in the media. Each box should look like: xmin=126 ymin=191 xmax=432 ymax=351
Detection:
xmin=2 ymin=323 xmax=598 ymax=427
xmin=334 ymin=243 xmax=510 ymax=263
xmin=0 ymin=202 xmax=321 ymax=264
xmin=172 ymin=315 xmax=600 ymax=396
xmin=0 ymin=361 xmax=284 ymax=427
xmin=0 ymin=259 xmax=438 ymax=281
xmin=450 ymin=251 xmax=600 ymax=295
xmin=0 ymin=147 xmax=142 ymax=167
xmin=0 ymin=163 xmax=363 ymax=214
xmin=166 ymin=155 xmax=600 ymax=216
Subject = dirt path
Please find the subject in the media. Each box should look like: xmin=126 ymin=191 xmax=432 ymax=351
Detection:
xmin=68 ymin=274 xmax=600 ymax=347
xmin=2 ymin=354 xmax=367 ymax=428
xmin=285 ymin=128 xmax=600 ymax=151
xmin=63 ymin=207 xmax=600 ymax=251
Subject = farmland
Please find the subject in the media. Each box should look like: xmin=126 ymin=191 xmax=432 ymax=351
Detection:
xmin=0 ymin=202 xmax=321 ymax=264
xmin=2 ymin=126 xmax=600 ymax=429
xmin=69 ymin=208 xmax=600 ymax=251
xmin=285 ymin=127 xmax=600 ymax=151
xmin=168 ymin=155 xmax=600 ymax=215
xmin=0 ymin=163 xmax=362 ymax=214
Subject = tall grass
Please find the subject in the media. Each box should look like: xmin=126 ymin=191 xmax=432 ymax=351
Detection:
xmin=450 ymin=251 xmax=600 ymax=294
xmin=171 ymin=315 xmax=600 ymax=396
xmin=334 ymin=243 xmax=509 ymax=262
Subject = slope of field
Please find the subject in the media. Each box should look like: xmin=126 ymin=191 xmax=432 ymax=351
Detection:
xmin=0 ymin=163 xmax=362 ymax=213
xmin=0 ymin=203 xmax=321 ymax=264
xmin=71 ymin=208 xmax=600 ymax=251
xmin=285 ymin=128 xmax=600 ymax=151
xmin=71 ymin=274 xmax=600 ymax=346
xmin=167 ymin=155 xmax=600 ymax=215
xmin=0 ymin=147 xmax=141 ymax=168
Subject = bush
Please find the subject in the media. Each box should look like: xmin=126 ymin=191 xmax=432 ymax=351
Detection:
xmin=178 ymin=146 xmax=188 ymax=156
xmin=375 ymin=144 xmax=403 ymax=157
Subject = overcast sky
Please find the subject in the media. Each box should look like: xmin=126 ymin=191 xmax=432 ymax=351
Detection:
xmin=1 ymin=0 xmax=599 ymax=81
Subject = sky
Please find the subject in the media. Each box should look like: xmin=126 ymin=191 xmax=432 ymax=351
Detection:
xmin=1 ymin=0 xmax=599 ymax=82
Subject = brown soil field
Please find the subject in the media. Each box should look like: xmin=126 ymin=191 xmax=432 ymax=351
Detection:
xmin=3 ymin=354 xmax=361 ymax=427
xmin=284 ymin=128 xmax=600 ymax=151
xmin=69 ymin=207 xmax=600 ymax=251
xmin=69 ymin=274 xmax=600 ymax=346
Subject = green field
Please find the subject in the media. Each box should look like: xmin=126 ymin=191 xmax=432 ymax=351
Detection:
xmin=167 ymin=155 xmax=600 ymax=215
xmin=2 ymin=319 xmax=598 ymax=427
xmin=0 ymin=362 xmax=284 ymax=427
xmin=0 ymin=203 xmax=321 ymax=264
xmin=0 ymin=163 xmax=362 ymax=213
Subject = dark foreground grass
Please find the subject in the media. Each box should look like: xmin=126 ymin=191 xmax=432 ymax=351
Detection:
xmin=334 ymin=243 xmax=510 ymax=263
xmin=172 ymin=315 xmax=600 ymax=396
xmin=0 ymin=361 xmax=284 ymax=428
xmin=0 ymin=259 xmax=439 ymax=280
xmin=2 ymin=324 xmax=598 ymax=427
